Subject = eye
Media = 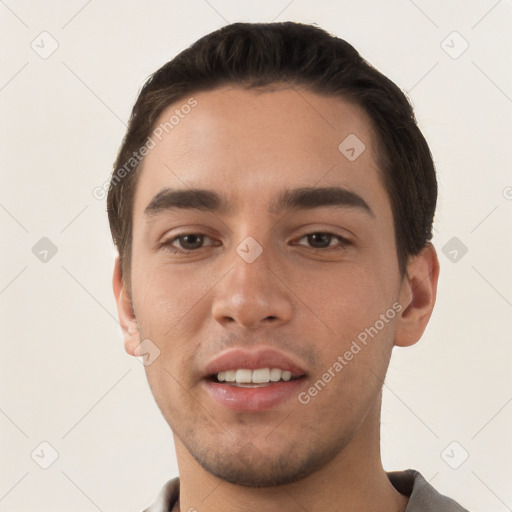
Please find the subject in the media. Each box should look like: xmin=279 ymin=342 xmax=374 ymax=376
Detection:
xmin=161 ymin=233 xmax=216 ymax=253
xmin=295 ymin=232 xmax=351 ymax=250
xmin=160 ymin=231 xmax=351 ymax=255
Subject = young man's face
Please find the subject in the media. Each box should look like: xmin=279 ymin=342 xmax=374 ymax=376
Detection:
xmin=114 ymin=85 xmax=437 ymax=487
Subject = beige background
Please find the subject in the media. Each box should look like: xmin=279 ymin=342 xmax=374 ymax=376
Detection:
xmin=1 ymin=1 xmax=511 ymax=511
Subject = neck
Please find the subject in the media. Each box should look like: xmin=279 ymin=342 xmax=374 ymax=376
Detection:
xmin=173 ymin=396 xmax=409 ymax=512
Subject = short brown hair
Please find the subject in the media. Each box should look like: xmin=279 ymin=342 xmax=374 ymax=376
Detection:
xmin=107 ymin=21 xmax=437 ymax=289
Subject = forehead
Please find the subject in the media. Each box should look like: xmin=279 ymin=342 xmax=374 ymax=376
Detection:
xmin=133 ymin=85 xmax=389 ymax=218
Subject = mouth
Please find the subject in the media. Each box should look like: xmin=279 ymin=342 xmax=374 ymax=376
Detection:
xmin=207 ymin=367 xmax=303 ymax=387
xmin=202 ymin=348 xmax=308 ymax=411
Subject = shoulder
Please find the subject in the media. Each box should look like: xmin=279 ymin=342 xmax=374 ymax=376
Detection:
xmin=141 ymin=477 xmax=179 ymax=512
xmin=387 ymin=469 xmax=471 ymax=512
xmin=143 ymin=471 xmax=471 ymax=512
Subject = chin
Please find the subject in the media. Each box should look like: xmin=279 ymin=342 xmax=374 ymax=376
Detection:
xmin=186 ymin=434 xmax=346 ymax=488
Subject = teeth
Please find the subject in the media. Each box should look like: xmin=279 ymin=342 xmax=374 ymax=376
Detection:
xmin=235 ymin=369 xmax=252 ymax=383
xmin=252 ymin=368 xmax=270 ymax=383
xmin=216 ymin=368 xmax=294 ymax=384
xmin=224 ymin=370 xmax=236 ymax=382
xmin=269 ymin=368 xmax=281 ymax=381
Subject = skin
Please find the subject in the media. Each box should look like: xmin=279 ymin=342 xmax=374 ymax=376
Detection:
xmin=113 ymin=85 xmax=439 ymax=512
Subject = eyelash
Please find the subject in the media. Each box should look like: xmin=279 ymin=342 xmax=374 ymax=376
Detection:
xmin=160 ymin=232 xmax=351 ymax=254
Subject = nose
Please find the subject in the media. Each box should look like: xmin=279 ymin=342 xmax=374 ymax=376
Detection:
xmin=211 ymin=242 xmax=293 ymax=330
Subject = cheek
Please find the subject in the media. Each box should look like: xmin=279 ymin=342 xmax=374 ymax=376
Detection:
xmin=299 ymin=312 xmax=395 ymax=421
xmin=132 ymin=260 xmax=216 ymax=337
xmin=143 ymin=357 xmax=199 ymax=431
xmin=301 ymin=264 xmax=398 ymax=389
xmin=302 ymin=263 xmax=396 ymax=333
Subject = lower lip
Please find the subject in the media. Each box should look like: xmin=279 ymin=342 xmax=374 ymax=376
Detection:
xmin=203 ymin=378 xmax=305 ymax=412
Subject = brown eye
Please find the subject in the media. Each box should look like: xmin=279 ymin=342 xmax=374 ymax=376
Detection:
xmin=176 ymin=234 xmax=205 ymax=250
xmin=296 ymin=232 xmax=350 ymax=250
xmin=306 ymin=233 xmax=333 ymax=248
xmin=162 ymin=233 xmax=216 ymax=253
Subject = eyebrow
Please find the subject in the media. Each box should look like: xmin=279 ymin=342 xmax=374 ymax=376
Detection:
xmin=144 ymin=186 xmax=373 ymax=217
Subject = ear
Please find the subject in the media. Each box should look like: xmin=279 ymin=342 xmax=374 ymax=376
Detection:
xmin=113 ymin=257 xmax=141 ymax=356
xmin=394 ymin=243 xmax=440 ymax=348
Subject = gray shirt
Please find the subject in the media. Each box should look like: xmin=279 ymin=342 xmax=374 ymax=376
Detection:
xmin=143 ymin=469 xmax=470 ymax=511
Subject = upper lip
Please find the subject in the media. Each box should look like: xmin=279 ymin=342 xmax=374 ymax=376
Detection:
xmin=204 ymin=348 xmax=307 ymax=378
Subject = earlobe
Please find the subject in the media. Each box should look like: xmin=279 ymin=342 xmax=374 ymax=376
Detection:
xmin=112 ymin=257 xmax=140 ymax=356
xmin=394 ymin=244 xmax=440 ymax=348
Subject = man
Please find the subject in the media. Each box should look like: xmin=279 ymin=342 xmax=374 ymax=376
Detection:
xmin=107 ymin=22 xmax=470 ymax=512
